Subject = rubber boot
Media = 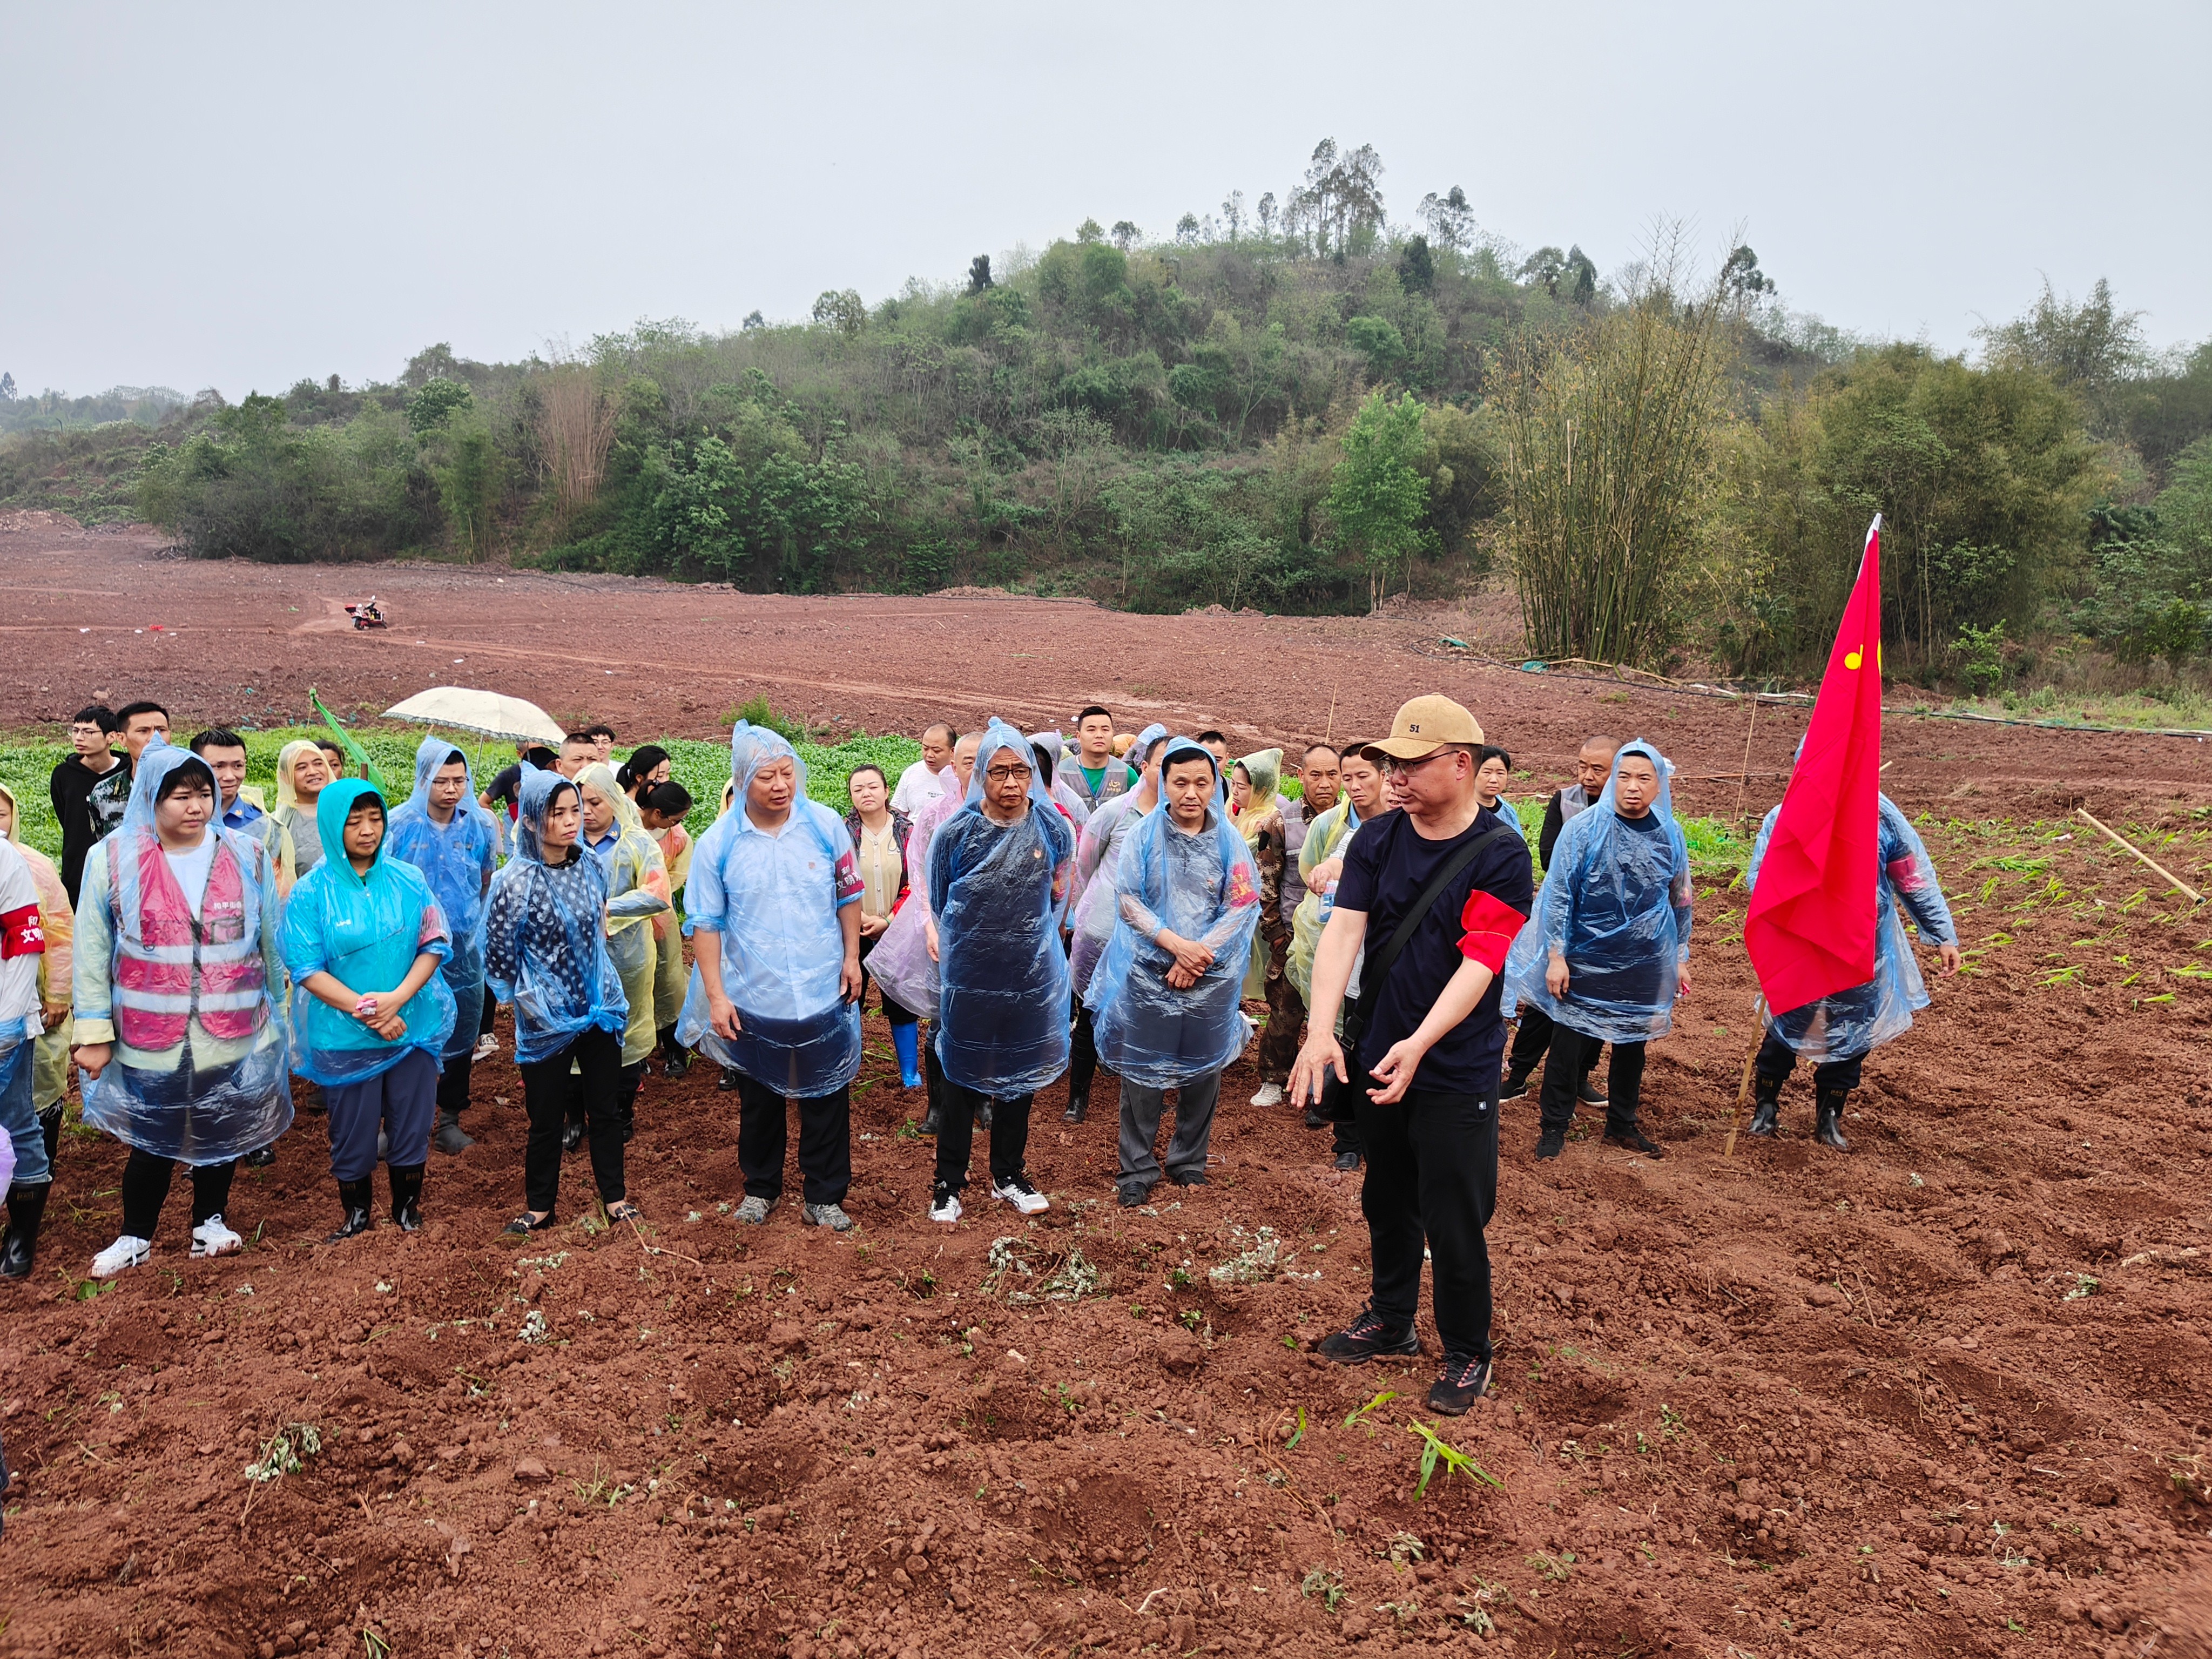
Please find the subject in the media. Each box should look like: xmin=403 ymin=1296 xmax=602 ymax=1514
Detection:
xmin=1062 ymin=1085 xmax=1088 ymax=1125
xmin=892 ymin=1023 xmax=922 ymax=1090
xmin=389 ymin=1165 xmax=426 ymax=1231
xmin=1748 ymin=1074 xmax=1783 ymax=1137
xmin=433 ymin=1107 xmax=474 ymax=1155
xmin=0 ymin=1182 xmax=52 ymax=1279
xmin=1813 ymin=1088 xmax=1850 ymax=1152
xmin=326 ymin=1178 xmax=375 ymax=1242
xmin=38 ymin=1103 xmax=62 ymax=1169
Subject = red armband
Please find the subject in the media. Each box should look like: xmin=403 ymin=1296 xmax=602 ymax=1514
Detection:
xmin=1885 ymin=856 xmax=1923 ymax=892
xmin=1456 ymin=889 xmax=1525 ymax=973
xmin=0 ymin=903 xmax=44 ymax=960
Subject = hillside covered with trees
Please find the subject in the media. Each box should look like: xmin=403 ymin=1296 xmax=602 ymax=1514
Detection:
xmin=5 ymin=138 xmax=2210 ymax=689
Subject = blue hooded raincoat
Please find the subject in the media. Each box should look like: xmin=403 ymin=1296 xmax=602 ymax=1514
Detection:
xmin=280 ymin=778 xmax=457 ymax=1087
xmin=383 ymin=736 xmax=498 ymax=1062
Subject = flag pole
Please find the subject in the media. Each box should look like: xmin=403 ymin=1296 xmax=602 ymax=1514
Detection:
xmin=1721 ymin=995 xmax=1768 ymax=1159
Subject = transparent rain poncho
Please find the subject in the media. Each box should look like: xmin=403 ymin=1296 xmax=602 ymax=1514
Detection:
xmin=576 ymin=763 xmax=672 ymax=1068
xmin=1067 ymin=722 xmax=1168 ymax=997
xmin=385 ymin=736 xmax=499 ymax=1062
xmin=864 ymin=779 xmax=966 ymax=1023
xmin=1084 ymin=739 xmax=1261 ymax=1088
xmin=1287 ymin=796 xmax=1363 ymax=1003
xmin=483 ymin=771 xmax=629 ymax=1067
xmin=1231 ymin=747 xmax=1285 ymax=1001
xmin=75 ymin=741 xmax=293 ymax=1164
xmin=280 ymin=779 xmax=457 ymax=1087
xmin=676 ymin=723 xmax=862 ymax=1098
xmin=1028 ymin=731 xmax=1092 ymax=831
xmin=1502 ymin=740 xmax=1693 ymax=1044
xmin=1747 ymin=791 xmax=1957 ymax=1062
xmin=929 ymin=719 xmax=1078 ymax=1097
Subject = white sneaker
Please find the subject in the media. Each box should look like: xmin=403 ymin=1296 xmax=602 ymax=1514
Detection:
xmin=928 ymin=1190 xmax=962 ymax=1225
xmin=1250 ymin=1082 xmax=1285 ymax=1108
xmin=473 ymin=1033 xmax=499 ymax=1062
xmin=992 ymin=1174 xmax=1049 ymax=1216
xmin=191 ymin=1214 xmax=244 ymax=1258
xmin=91 ymin=1235 xmax=152 ymax=1278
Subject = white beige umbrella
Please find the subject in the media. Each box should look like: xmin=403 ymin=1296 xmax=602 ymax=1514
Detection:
xmin=383 ymin=686 xmax=566 ymax=745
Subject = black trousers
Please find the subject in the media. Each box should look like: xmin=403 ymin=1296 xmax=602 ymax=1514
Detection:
xmin=1067 ymin=1001 xmax=1098 ymax=1103
xmin=478 ymin=986 xmax=498 ymax=1036
xmin=933 ymin=1080 xmax=1033 ymax=1195
xmin=435 ymin=1046 xmax=474 ymax=1115
xmin=120 ymin=1149 xmax=238 ymax=1239
xmin=1539 ymin=1024 xmax=1644 ymax=1136
xmin=1509 ymin=1008 xmax=1601 ymax=1085
xmin=519 ymin=1027 xmax=625 ymax=1213
xmin=1318 ymin=1068 xmax=1364 ymax=1156
xmin=734 ymin=1075 xmax=851 ymax=1206
xmin=1755 ymin=1031 xmax=1864 ymax=1094
xmin=1354 ymin=1079 xmax=1498 ymax=1363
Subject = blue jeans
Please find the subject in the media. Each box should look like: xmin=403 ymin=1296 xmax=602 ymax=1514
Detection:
xmin=0 ymin=1040 xmax=51 ymax=1186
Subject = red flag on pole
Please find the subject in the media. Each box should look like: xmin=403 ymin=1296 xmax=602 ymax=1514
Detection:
xmin=1743 ymin=516 xmax=1886 ymax=1013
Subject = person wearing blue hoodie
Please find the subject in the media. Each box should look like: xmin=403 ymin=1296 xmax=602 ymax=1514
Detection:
xmin=486 ymin=771 xmax=636 ymax=1233
xmin=385 ymin=738 xmax=499 ymax=1156
xmin=281 ymin=780 xmax=457 ymax=1240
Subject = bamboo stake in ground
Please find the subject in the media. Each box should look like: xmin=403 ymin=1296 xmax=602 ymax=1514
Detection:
xmin=2076 ymin=807 xmax=2205 ymax=905
xmin=1732 ymin=696 xmax=1759 ymax=824
xmin=1721 ymin=995 xmax=1769 ymax=1159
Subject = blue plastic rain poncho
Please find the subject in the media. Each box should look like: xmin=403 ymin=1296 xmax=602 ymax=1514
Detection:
xmin=676 ymin=723 xmax=862 ymax=1098
xmin=280 ymin=779 xmax=457 ymax=1086
xmin=1747 ymin=792 xmax=1957 ymax=1062
xmin=930 ymin=719 xmax=1078 ymax=1096
xmin=576 ymin=763 xmax=672 ymax=1067
xmin=1085 ymin=739 xmax=1262 ymax=1088
xmin=72 ymin=740 xmax=293 ymax=1163
xmin=1066 ymin=722 xmax=1168 ymax=997
xmin=483 ymin=771 xmax=628 ymax=1065
xmin=863 ymin=770 xmax=968 ymax=1023
xmin=384 ymin=736 xmax=498 ymax=1061
xmin=1502 ymin=740 xmax=1693 ymax=1044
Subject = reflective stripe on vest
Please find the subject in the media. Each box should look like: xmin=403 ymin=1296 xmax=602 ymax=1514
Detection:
xmin=110 ymin=831 xmax=268 ymax=1050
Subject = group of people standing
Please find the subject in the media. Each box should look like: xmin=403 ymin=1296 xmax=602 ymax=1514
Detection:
xmin=1 ymin=691 xmax=1959 ymax=1424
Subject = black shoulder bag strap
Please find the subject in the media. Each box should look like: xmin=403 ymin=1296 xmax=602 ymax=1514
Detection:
xmin=1337 ymin=821 xmax=1514 ymax=1060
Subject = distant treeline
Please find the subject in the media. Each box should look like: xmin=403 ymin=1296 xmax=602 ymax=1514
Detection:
xmin=5 ymin=139 xmax=2210 ymax=685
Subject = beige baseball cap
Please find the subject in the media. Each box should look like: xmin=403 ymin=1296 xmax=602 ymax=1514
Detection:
xmin=1361 ymin=694 xmax=1485 ymax=761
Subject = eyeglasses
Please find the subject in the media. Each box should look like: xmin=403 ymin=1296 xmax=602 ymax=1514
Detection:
xmin=984 ymin=765 xmax=1034 ymax=784
xmin=1380 ymin=750 xmax=1456 ymax=779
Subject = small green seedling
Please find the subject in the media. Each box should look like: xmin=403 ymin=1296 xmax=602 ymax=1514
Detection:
xmin=1407 ymin=1421 xmax=1503 ymax=1499
xmin=1345 ymin=1390 xmax=1398 ymax=1432
xmin=1286 ymin=1405 xmax=1307 ymax=1451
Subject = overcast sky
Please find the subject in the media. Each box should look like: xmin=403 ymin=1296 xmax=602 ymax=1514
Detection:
xmin=7 ymin=0 xmax=2207 ymax=399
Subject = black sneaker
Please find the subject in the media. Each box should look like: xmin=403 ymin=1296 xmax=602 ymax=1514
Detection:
xmin=1314 ymin=1307 xmax=1420 ymax=1365
xmin=1332 ymin=1150 xmax=1361 ymax=1171
xmin=243 ymin=1145 xmax=276 ymax=1169
xmin=717 ymin=1068 xmax=741 ymax=1092
xmin=1303 ymin=1104 xmax=1326 ymax=1130
xmin=1116 ymin=1184 xmax=1149 ymax=1209
xmin=1427 ymin=1353 xmax=1492 ymax=1415
xmin=1534 ymin=1129 xmax=1566 ymax=1161
xmin=1500 ymin=1067 xmax=1535 ymax=1098
xmin=662 ymin=1049 xmax=691 ymax=1078
xmin=1603 ymin=1128 xmax=1663 ymax=1159
xmin=562 ymin=1120 xmax=584 ymax=1154
xmin=1168 ymin=1168 xmax=1208 ymax=1187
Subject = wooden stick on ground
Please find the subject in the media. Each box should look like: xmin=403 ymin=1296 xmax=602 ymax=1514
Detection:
xmin=1721 ymin=995 xmax=1769 ymax=1159
xmin=1323 ymin=683 xmax=1340 ymax=746
xmin=2076 ymin=807 xmax=2206 ymax=905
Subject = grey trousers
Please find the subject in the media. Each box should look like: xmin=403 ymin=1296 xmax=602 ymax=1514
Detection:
xmin=1116 ymin=1067 xmax=1222 ymax=1189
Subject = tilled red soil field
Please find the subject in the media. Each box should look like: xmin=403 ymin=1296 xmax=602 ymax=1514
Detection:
xmin=2 ymin=523 xmax=2210 ymax=1658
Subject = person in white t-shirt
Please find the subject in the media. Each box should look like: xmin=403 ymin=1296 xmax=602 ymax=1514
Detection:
xmin=890 ymin=723 xmax=957 ymax=816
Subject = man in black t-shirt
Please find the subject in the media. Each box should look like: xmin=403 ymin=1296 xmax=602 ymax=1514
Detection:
xmin=1290 ymin=694 xmax=1532 ymax=1415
